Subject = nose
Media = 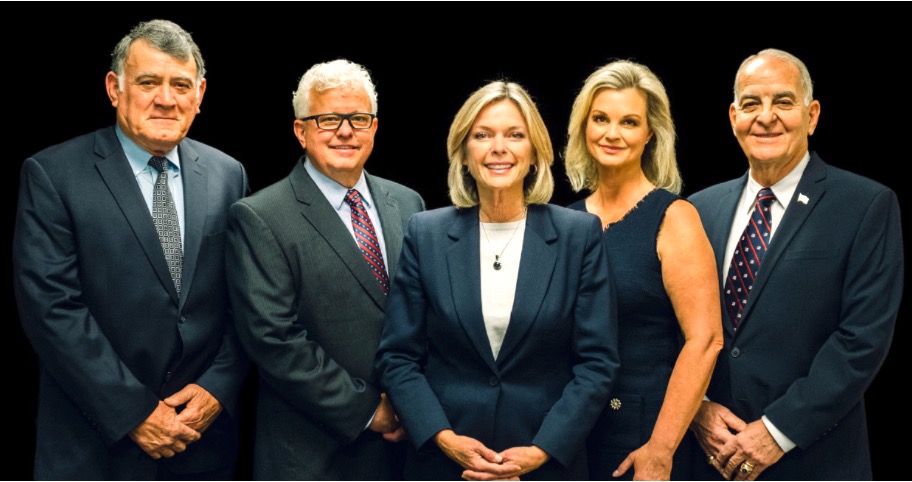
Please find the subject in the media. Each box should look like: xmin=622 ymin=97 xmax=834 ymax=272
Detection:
xmin=491 ymin=135 xmax=507 ymax=154
xmin=335 ymin=118 xmax=354 ymax=137
xmin=153 ymin=85 xmax=178 ymax=107
xmin=757 ymin=102 xmax=778 ymax=125
xmin=603 ymin=122 xmax=620 ymax=140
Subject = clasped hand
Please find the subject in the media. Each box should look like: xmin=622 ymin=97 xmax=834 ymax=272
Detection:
xmin=435 ymin=429 xmax=549 ymax=481
xmin=128 ymin=383 xmax=222 ymax=459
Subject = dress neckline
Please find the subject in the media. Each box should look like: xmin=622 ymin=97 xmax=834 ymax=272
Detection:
xmin=597 ymin=188 xmax=660 ymax=231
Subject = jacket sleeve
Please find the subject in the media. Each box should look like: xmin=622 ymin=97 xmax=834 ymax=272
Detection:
xmin=375 ymin=214 xmax=453 ymax=449
xmin=226 ymin=200 xmax=379 ymax=443
xmin=531 ymin=214 xmax=620 ymax=466
xmin=765 ymin=187 xmax=903 ymax=448
xmin=13 ymin=158 xmax=159 ymax=444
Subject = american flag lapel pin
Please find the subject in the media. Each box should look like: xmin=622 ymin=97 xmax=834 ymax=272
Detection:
xmin=797 ymin=193 xmax=809 ymax=205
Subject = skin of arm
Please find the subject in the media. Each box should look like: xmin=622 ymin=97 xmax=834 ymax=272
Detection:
xmin=615 ymin=200 xmax=724 ymax=480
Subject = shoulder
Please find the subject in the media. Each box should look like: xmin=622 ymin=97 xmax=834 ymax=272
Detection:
xmin=409 ymin=205 xmax=460 ymax=227
xmin=181 ymin=136 xmax=243 ymax=170
xmin=688 ymin=178 xmax=742 ymax=206
xmin=819 ymin=161 xmax=896 ymax=202
xmin=366 ymin=172 xmax=424 ymax=205
xmin=539 ymin=203 xmax=600 ymax=228
xmin=26 ymin=128 xmax=106 ymax=168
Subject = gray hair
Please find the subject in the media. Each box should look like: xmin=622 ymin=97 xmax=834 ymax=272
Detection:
xmin=734 ymin=48 xmax=814 ymax=104
xmin=111 ymin=19 xmax=205 ymax=90
xmin=292 ymin=59 xmax=378 ymax=119
xmin=564 ymin=60 xmax=681 ymax=194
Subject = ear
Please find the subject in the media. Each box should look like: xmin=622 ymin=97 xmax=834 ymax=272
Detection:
xmin=729 ymin=103 xmax=738 ymax=135
xmin=293 ymin=119 xmax=308 ymax=150
xmin=194 ymin=78 xmax=207 ymax=114
xmin=105 ymin=72 xmax=121 ymax=107
xmin=806 ymin=100 xmax=821 ymax=136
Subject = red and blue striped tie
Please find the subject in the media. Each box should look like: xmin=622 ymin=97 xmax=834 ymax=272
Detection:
xmin=724 ymin=188 xmax=775 ymax=329
xmin=345 ymin=189 xmax=390 ymax=294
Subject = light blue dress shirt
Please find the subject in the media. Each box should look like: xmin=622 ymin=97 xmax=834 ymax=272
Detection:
xmin=304 ymin=158 xmax=388 ymax=263
xmin=115 ymin=126 xmax=185 ymax=246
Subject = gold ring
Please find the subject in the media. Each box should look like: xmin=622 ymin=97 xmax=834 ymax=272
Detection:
xmin=740 ymin=461 xmax=754 ymax=475
xmin=707 ymin=454 xmax=715 ymax=464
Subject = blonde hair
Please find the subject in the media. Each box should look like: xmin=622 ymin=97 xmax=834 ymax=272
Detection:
xmin=447 ymin=81 xmax=554 ymax=208
xmin=565 ymin=60 xmax=681 ymax=194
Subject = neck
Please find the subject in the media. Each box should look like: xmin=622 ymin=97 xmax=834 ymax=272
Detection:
xmin=479 ymin=191 xmax=526 ymax=223
xmin=748 ymin=151 xmax=806 ymax=188
xmin=592 ymin=168 xmax=653 ymax=205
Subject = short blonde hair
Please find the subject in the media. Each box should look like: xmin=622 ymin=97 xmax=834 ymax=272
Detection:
xmin=447 ymin=81 xmax=554 ymax=208
xmin=564 ymin=60 xmax=681 ymax=194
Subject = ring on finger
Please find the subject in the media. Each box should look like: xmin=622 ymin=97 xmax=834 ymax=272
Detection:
xmin=740 ymin=461 xmax=754 ymax=475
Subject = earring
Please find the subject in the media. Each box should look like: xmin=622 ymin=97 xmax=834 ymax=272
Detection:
xmin=529 ymin=164 xmax=538 ymax=175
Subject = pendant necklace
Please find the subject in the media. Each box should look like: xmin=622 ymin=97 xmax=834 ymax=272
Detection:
xmin=480 ymin=208 xmax=526 ymax=271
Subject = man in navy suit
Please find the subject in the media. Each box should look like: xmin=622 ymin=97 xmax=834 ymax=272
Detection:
xmin=13 ymin=20 xmax=248 ymax=479
xmin=688 ymin=48 xmax=903 ymax=480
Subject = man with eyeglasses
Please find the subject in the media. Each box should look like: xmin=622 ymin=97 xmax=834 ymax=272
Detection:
xmin=226 ymin=59 xmax=424 ymax=480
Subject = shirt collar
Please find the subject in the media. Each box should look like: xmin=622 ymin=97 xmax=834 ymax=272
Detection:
xmin=745 ymin=151 xmax=810 ymax=212
xmin=115 ymin=125 xmax=181 ymax=176
xmin=303 ymin=157 xmax=373 ymax=210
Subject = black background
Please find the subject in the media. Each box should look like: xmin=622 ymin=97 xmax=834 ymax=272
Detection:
xmin=4 ymin=4 xmax=908 ymax=480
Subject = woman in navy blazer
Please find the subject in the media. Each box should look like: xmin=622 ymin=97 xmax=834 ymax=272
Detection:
xmin=375 ymin=81 xmax=619 ymax=480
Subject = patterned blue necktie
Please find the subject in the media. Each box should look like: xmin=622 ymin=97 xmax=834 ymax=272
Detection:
xmin=724 ymin=188 xmax=775 ymax=329
xmin=149 ymin=156 xmax=182 ymax=295
xmin=344 ymin=188 xmax=390 ymax=294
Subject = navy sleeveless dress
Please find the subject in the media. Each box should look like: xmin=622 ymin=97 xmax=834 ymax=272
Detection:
xmin=569 ymin=189 xmax=692 ymax=480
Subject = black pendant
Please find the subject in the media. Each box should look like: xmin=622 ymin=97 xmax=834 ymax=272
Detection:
xmin=493 ymin=255 xmax=502 ymax=270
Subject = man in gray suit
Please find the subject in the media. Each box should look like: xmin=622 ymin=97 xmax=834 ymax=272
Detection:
xmin=226 ymin=59 xmax=425 ymax=480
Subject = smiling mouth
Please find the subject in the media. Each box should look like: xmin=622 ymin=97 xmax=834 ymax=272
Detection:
xmin=485 ymin=163 xmax=514 ymax=172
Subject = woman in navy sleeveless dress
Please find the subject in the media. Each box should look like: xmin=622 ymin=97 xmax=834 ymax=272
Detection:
xmin=564 ymin=61 xmax=723 ymax=480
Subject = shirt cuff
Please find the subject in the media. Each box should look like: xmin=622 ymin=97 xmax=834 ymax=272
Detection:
xmin=761 ymin=415 xmax=796 ymax=453
xmin=364 ymin=408 xmax=377 ymax=431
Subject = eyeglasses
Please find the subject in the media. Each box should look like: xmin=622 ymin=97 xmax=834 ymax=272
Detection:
xmin=299 ymin=112 xmax=376 ymax=130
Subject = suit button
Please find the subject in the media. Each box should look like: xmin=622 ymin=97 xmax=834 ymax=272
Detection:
xmin=165 ymin=371 xmax=172 ymax=382
xmin=488 ymin=376 xmax=499 ymax=386
xmin=731 ymin=347 xmax=741 ymax=358
xmin=179 ymin=316 xmax=186 ymax=324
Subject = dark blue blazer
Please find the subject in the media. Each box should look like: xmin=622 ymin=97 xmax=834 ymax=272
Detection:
xmin=688 ymin=153 xmax=903 ymax=480
xmin=376 ymin=204 xmax=619 ymax=480
xmin=13 ymin=127 xmax=249 ymax=479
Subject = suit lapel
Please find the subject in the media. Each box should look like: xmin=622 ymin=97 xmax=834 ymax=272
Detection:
xmin=178 ymin=141 xmax=206 ymax=311
xmin=366 ymin=173 xmax=403 ymax=277
xmin=93 ymin=128 xmax=179 ymax=304
xmin=496 ymin=205 xmax=557 ymax=362
xmin=446 ymin=208 xmax=498 ymax=371
xmin=740 ymin=154 xmax=827 ymax=325
xmin=291 ymin=161 xmax=387 ymax=310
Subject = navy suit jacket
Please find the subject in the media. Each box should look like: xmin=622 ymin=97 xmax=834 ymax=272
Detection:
xmin=376 ymin=204 xmax=619 ymax=480
xmin=13 ymin=126 xmax=249 ymax=479
xmin=688 ymin=153 xmax=903 ymax=480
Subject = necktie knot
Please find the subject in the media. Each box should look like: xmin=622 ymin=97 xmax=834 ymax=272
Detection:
xmin=757 ymin=187 xmax=776 ymax=211
xmin=149 ymin=156 xmax=169 ymax=174
xmin=345 ymin=188 xmax=363 ymax=207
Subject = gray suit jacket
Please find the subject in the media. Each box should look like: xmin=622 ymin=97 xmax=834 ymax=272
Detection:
xmin=227 ymin=158 xmax=424 ymax=480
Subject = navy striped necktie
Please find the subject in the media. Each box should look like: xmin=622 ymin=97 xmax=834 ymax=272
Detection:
xmin=724 ymin=188 xmax=775 ymax=329
xmin=344 ymin=189 xmax=390 ymax=294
